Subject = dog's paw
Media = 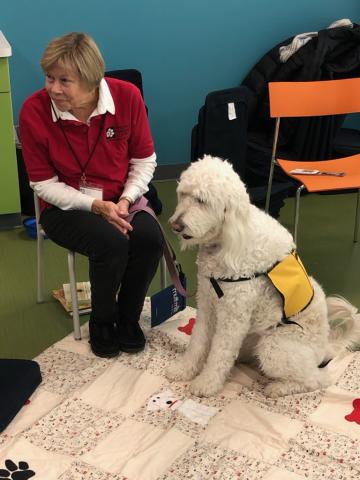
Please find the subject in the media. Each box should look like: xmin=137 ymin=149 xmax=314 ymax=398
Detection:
xmin=189 ymin=376 xmax=222 ymax=398
xmin=264 ymin=381 xmax=306 ymax=398
xmin=264 ymin=382 xmax=288 ymax=398
xmin=165 ymin=360 xmax=196 ymax=382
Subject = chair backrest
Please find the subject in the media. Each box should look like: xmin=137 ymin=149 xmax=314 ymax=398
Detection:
xmin=105 ymin=68 xmax=148 ymax=116
xmin=268 ymin=78 xmax=360 ymax=118
xmin=105 ymin=68 xmax=161 ymax=214
xmin=105 ymin=69 xmax=144 ymax=98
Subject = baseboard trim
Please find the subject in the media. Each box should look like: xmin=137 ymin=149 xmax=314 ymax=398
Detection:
xmin=153 ymin=163 xmax=189 ymax=181
xmin=0 ymin=213 xmax=22 ymax=230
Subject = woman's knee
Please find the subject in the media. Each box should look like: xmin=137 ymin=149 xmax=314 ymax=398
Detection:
xmin=90 ymin=226 xmax=129 ymax=262
xmin=131 ymin=214 xmax=164 ymax=256
xmin=146 ymin=224 xmax=164 ymax=255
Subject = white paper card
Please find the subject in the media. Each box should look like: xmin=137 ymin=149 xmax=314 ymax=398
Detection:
xmin=228 ymin=102 xmax=236 ymax=120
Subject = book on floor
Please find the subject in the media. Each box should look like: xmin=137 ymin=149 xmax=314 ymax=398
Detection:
xmin=52 ymin=281 xmax=91 ymax=316
xmin=63 ymin=281 xmax=91 ymax=307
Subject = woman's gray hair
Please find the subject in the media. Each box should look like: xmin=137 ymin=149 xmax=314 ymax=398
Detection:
xmin=40 ymin=32 xmax=105 ymax=90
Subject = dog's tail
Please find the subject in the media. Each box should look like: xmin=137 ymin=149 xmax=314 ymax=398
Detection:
xmin=326 ymin=295 xmax=360 ymax=354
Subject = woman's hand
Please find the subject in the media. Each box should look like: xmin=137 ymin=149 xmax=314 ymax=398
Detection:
xmin=117 ymin=197 xmax=131 ymax=216
xmin=92 ymin=199 xmax=133 ymax=235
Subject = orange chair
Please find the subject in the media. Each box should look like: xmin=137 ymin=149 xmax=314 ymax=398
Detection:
xmin=266 ymin=78 xmax=360 ymax=244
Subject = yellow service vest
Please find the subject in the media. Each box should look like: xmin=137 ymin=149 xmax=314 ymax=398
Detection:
xmin=209 ymin=251 xmax=314 ymax=319
xmin=267 ymin=251 xmax=313 ymax=318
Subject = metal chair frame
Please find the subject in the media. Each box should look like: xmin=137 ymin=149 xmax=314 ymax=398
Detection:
xmin=265 ymin=79 xmax=360 ymax=245
xmin=34 ymin=192 xmax=81 ymax=339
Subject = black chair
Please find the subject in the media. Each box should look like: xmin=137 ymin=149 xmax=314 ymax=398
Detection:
xmin=105 ymin=69 xmax=162 ymax=215
xmin=106 ymin=69 xmax=144 ymax=97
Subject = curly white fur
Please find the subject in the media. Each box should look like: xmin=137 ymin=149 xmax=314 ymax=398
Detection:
xmin=166 ymin=156 xmax=360 ymax=398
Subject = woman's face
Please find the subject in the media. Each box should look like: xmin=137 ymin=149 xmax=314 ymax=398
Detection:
xmin=45 ymin=63 xmax=97 ymax=112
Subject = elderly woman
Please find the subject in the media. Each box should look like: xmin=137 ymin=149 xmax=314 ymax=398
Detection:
xmin=19 ymin=32 xmax=164 ymax=358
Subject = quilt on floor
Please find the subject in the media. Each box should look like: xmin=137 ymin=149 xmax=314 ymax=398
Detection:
xmin=1 ymin=298 xmax=360 ymax=479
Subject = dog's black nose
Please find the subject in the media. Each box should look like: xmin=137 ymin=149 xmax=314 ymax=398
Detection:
xmin=171 ymin=220 xmax=184 ymax=233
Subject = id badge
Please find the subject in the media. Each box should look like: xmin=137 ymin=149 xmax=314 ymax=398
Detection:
xmin=79 ymin=181 xmax=103 ymax=200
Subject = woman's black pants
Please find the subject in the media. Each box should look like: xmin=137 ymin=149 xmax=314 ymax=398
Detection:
xmin=40 ymin=207 xmax=164 ymax=325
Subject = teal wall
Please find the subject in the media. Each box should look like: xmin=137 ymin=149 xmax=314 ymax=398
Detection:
xmin=1 ymin=0 xmax=359 ymax=165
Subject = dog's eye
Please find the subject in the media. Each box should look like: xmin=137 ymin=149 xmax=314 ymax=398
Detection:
xmin=194 ymin=197 xmax=205 ymax=204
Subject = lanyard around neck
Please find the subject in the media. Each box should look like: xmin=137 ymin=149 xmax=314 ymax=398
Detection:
xmin=51 ymin=102 xmax=106 ymax=183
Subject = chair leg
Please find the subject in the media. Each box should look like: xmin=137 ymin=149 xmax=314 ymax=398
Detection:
xmin=36 ymin=230 xmax=45 ymax=303
xmin=34 ymin=191 xmax=45 ymax=303
xmin=159 ymin=255 xmax=167 ymax=289
xmin=294 ymin=185 xmax=305 ymax=246
xmin=68 ymin=251 xmax=81 ymax=340
xmin=353 ymin=189 xmax=360 ymax=243
xmin=265 ymin=117 xmax=280 ymax=214
xmin=265 ymin=161 xmax=276 ymax=214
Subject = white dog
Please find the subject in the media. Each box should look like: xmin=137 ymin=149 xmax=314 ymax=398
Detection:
xmin=166 ymin=155 xmax=360 ymax=398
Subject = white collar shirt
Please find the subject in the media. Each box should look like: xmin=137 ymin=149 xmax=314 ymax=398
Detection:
xmin=50 ymin=78 xmax=115 ymax=123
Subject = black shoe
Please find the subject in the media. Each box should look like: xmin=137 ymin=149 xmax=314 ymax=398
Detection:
xmin=117 ymin=321 xmax=146 ymax=353
xmin=89 ymin=322 xmax=121 ymax=358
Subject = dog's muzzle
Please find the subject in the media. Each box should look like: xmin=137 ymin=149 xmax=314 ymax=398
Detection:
xmin=170 ymin=219 xmax=193 ymax=239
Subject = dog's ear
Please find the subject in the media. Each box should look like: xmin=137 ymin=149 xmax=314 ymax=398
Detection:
xmin=220 ymin=198 xmax=250 ymax=270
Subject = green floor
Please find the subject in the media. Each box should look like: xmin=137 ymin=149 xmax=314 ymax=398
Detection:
xmin=0 ymin=182 xmax=359 ymax=360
